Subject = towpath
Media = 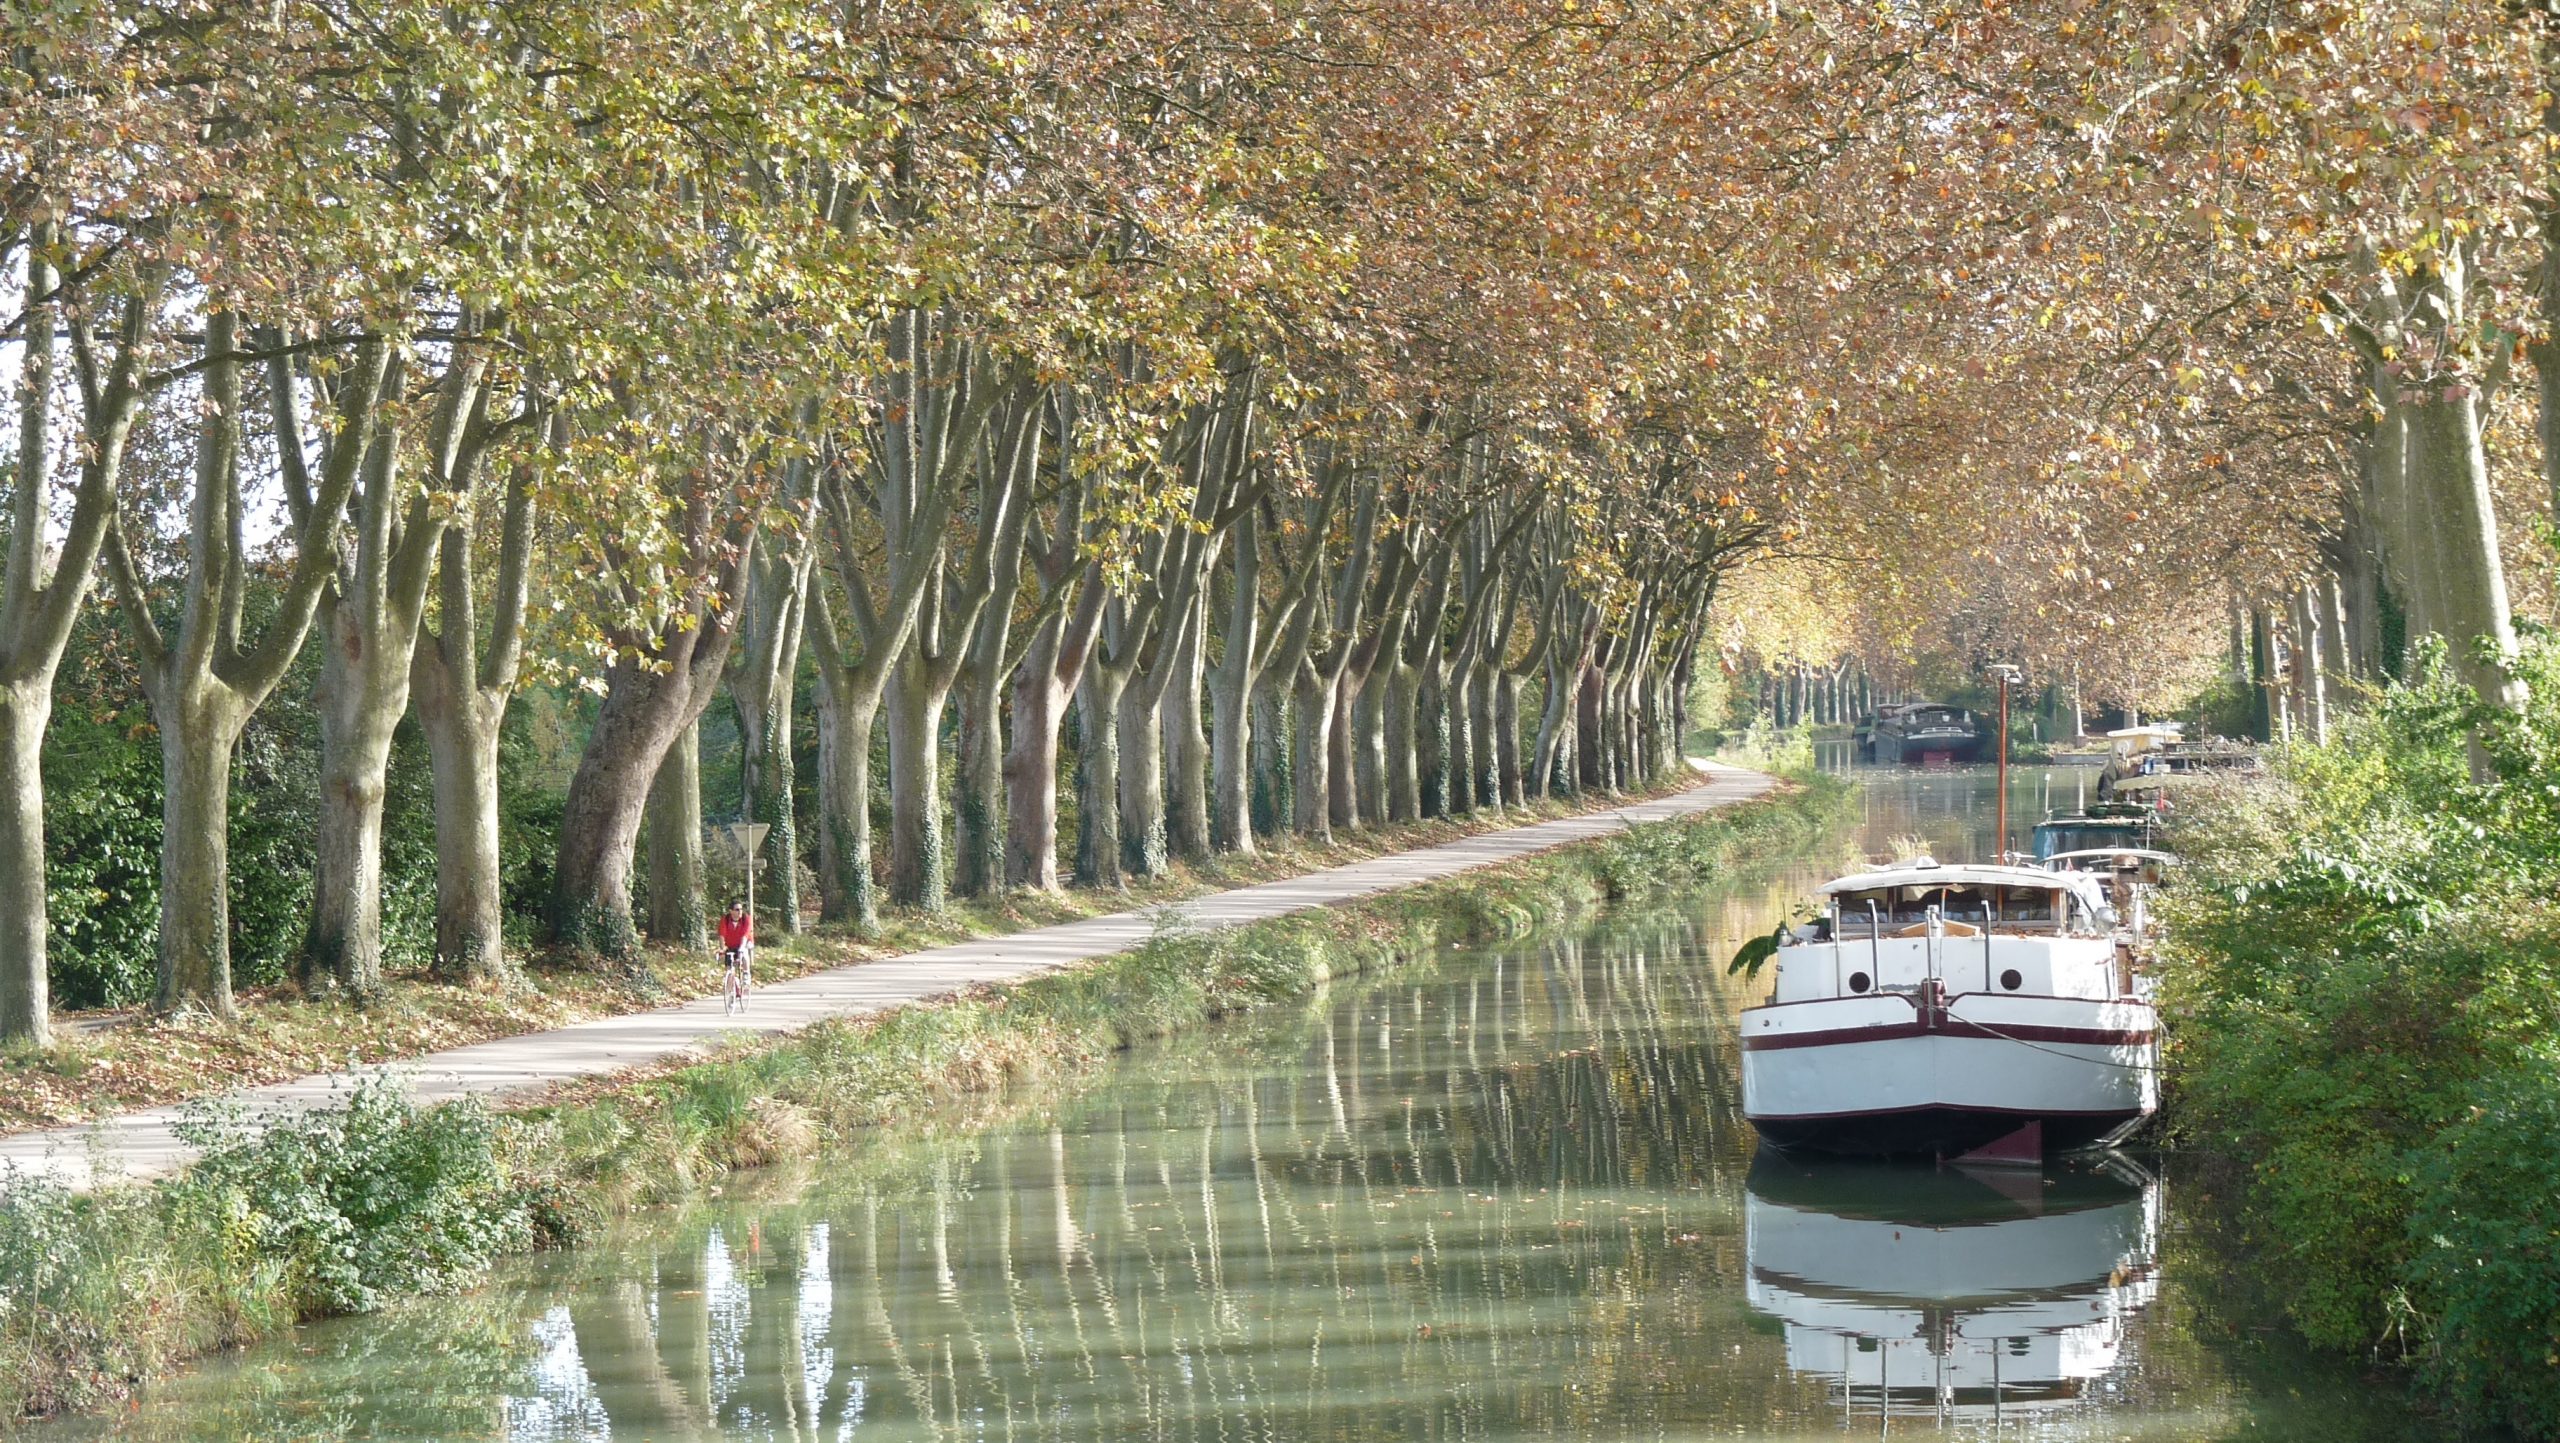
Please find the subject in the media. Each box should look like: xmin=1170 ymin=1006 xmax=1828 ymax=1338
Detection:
xmin=1 ymin=762 xmax=1773 ymax=1191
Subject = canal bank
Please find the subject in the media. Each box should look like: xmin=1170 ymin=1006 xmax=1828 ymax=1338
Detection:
xmin=2153 ymin=664 xmax=2560 ymax=1440
xmin=12 ymin=765 xmax=2461 ymax=1442
xmin=1 ymin=770 xmax=1847 ymax=1424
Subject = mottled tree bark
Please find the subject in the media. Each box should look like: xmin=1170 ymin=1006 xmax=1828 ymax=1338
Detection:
xmin=0 ymin=696 xmax=49 ymax=1041
xmin=1002 ymin=417 xmax=1103 ymax=893
xmin=811 ymin=604 xmax=887 ymax=932
xmin=1494 ymin=671 xmax=1525 ymax=807
xmin=1249 ymin=686 xmax=1291 ymax=837
xmin=645 ymin=721 xmax=707 ymax=946
xmin=1163 ymin=592 xmax=1213 ymax=863
xmin=1115 ymin=657 xmax=1172 ymax=878
xmin=2292 ymin=582 xmax=2329 ymax=746
xmin=1074 ymin=663 xmax=1127 ymax=888
xmin=885 ymin=649 xmax=955 ymax=911
xmin=1327 ymin=682 xmax=1359 ymax=829
xmin=1291 ymin=668 xmax=1339 ymax=844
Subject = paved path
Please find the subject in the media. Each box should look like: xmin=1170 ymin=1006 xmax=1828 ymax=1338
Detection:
xmin=1 ymin=763 xmax=1774 ymax=1191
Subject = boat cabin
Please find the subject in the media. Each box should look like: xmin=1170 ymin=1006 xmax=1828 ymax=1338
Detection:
xmin=1770 ymin=862 xmax=2117 ymax=1004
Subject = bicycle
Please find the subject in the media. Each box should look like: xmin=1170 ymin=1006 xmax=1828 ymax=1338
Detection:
xmin=721 ymin=941 xmax=753 ymax=1014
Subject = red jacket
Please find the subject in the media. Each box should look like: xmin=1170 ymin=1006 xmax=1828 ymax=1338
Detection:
xmin=718 ymin=913 xmax=753 ymax=950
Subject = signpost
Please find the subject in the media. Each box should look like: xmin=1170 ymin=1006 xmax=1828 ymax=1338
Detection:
xmin=713 ymin=821 xmax=772 ymax=927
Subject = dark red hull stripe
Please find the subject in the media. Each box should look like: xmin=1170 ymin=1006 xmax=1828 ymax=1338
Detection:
xmin=1741 ymin=1022 xmax=2156 ymax=1053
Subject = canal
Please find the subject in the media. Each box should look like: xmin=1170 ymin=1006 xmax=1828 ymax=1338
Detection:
xmin=47 ymin=765 xmax=2441 ymax=1440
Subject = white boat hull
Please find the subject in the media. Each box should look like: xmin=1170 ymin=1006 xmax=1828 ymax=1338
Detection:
xmin=1742 ymin=991 xmax=2158 ymax=1155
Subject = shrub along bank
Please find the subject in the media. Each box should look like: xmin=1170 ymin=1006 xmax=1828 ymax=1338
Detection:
xmin=2159 ymin=642 xmax=2560 ymax=1437
xmin=0 ymin=777 xmax=1848 ymax=1422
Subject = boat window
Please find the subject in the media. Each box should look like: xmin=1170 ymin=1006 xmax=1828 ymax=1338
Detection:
xmin=2033 ymin=821 xmax=2149 ymax=859
xmin=1994 ymin=888 xmax=2059 ymax=925
xmin=1832 ymin=883 xmax=2069 ymax=931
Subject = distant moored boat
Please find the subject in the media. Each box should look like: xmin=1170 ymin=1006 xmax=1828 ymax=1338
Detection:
xmin=1863 ymin=704 xmax=1986 ymax=765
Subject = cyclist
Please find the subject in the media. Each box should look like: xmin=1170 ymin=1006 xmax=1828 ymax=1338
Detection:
xmin=718 ymin=899 xmax=754 ymax=1009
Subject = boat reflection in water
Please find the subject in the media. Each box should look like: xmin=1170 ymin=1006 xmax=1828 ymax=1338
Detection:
xmin=1746 ymin=1152 xmax=2161 ymax=1427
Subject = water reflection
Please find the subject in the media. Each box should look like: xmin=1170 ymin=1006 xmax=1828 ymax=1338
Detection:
xmin=40 ymin=772 xmax=2454 ymax=1443
xmin=1746 ymin=1155 xmax=2160 ymax=1429
xmin=491 ymin=915 xmax=1780 ymax=1443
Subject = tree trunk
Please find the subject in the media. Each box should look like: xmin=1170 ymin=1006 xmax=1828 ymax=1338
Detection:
xmin=2259 ymin=608 xmax=2292 ymax=743
xmin=1292 ymin=667 xmax=1338 ymax=844
xmin=1534 ymin=650 xmax=1576 ymax=799
xmin=1495 ymin=671 xmax=1525 ymax=807
xmin=814 ymin=668 xmax=882 ymax=931
xmin=1385 ymin=666 xmax=1423 ymax=823
xmin=1210 ymin=654 xmax=1255 ymax=854
xmin=1427 ymin=669 xmax=1461 ymax=816
xmin=1004 ymin=646 xmax=1071 ymax=891
xmin=1075 ymin=665 xmax=1127 ymax=888
xmin=1468 ymin=664 xmax=1501 ymax=816
xmin=645 ymin=720 xmax=707 ymax=946
xmin=2406 ymin=380 xmax=2527 ymax=748
xmin=729 ymin=546 xmax=813 ymax=936
xmin=550 ymin=662 xmax=696 ymax=958
xmin=1328 ymin=682 xmax=1359 ymax=828
xmin=761 ymin=685 xmax=800 ymax=930
xmin=955 ymin=655 xmax=1006 ymax=899
xmin=2319 ymin=574 xmax=2351 ymax=700
xmin=413 ymin=659 xmax=512 ymax=984
xmin=0 ymin=690 xmax=52 ymax=1043
xmin=1352 ymin=662 xmax=1391 ymax=827
xmin=1164 ymin=597 xmax=1213 ymax=861
xmin=1577 ymin=663 xmax=1607 ymax=790
xmin=1114 ymin=672 xmax=1168 ymax=878
xmin=156 ymin=691 xmax=249 ymax=1018
xmin=300 ymin=631 xmax=402 ymax=998
xmin=886 ymin=656 xmax=950 ymax=912
xmin=1248 ymin=685 xmax=1289 ymax=840
xmin=2293 ymin=582 xmax=2330 ymax=746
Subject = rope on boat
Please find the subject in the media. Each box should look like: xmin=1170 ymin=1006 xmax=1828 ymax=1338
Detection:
xmin=1957 ymin=1015 xmax=2180 ymax=1077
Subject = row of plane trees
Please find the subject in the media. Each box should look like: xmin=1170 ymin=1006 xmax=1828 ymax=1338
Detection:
xmin=2 ymin=1 xmax=1776 ymax=1045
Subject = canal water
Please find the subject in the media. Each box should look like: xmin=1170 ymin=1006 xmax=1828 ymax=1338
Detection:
xmin=47 ymin=765 xmax=2439 ymax=1441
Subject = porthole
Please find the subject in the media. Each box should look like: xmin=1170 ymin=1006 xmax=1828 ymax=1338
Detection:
xmin=1847 ymin=971 xmax=1872 ymax=994
xmin=2000 ymin=968 xmax=2023 ymax=991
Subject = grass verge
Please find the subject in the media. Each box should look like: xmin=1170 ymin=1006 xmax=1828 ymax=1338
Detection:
xmin=0 ymin=775 xmax=1849 ymax=1423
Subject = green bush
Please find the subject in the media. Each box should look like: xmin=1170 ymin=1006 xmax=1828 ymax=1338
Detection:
xmin=0 ymin=1076 xmax=532 ymax=1417
xmin=175 ymin=1077 xmax=529 ymax=1316
xmin=2407 ymin=1050 xmax=2560 ymax=1436
xmin=2162 ymin=635 xmax=2560 ymax=1428
xmin=44 ymin=704 xmax=164 ymax=1008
